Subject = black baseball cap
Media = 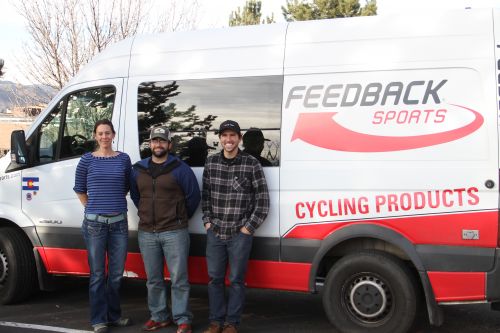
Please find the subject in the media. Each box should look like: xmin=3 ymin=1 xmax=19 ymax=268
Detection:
xmin=187 ymin=137 xmax=216 ymax=150
xmin=218 ymin=120 xmax=241 ymax=136
xmin=243 ymin=128 xmax=270 ymax=144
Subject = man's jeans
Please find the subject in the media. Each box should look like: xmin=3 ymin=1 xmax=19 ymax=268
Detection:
xmin=82 ymin=218 xmax=128 ymax=326
xmin=138 ymin=228 xmax=192 ymax=324
xmin=206 ymin=228 xmax=253 ymax=326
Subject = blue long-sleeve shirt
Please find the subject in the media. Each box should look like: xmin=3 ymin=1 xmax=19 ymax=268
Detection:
xmin=73 ymin=152 xmax=131 ymax=214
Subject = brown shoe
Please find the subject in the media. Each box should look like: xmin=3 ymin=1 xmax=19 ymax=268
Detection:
xmin=222 ymin=324 xmax=238 ymax=333
xmin=203 ymin=322 xmax=223 ymax=333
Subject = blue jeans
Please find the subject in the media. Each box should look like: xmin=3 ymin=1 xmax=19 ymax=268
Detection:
xmin=138 ymin=228 xmax=192 ymax=324
xmin=82 ymin=217 xmax=128 ymax=327
xmin=206 ymin=228 xmax=253 ymax=327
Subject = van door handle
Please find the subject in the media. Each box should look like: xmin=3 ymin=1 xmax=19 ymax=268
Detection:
xmin=485 ymin=180 xmax=495 ymax=189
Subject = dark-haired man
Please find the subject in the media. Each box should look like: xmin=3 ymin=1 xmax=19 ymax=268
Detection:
xmin=202 ymin=120 xmax=270 ymax=333
xmin=130 ymin=126 xmax=200 ymax=333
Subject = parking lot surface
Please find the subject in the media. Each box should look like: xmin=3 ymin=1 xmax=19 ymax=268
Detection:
xmin=1 ymin=278 xmax=500 ymax=332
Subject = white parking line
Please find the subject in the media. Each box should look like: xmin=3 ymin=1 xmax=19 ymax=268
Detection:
xmin=0 ymin=321 xmax=92 ymax=333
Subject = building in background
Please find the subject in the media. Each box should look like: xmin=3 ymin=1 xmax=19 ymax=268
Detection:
xmin=0 ymin=105 xmax=43 ymax=156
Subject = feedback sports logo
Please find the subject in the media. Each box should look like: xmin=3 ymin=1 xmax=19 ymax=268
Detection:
xmin=287 ymin=80 xmax=484 ymax=152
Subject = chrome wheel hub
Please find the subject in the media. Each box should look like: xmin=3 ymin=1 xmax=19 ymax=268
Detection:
xmin=345 ymin=274 xmax=392 ymax=323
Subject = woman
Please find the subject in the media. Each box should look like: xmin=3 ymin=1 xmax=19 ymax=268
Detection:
xmin=73 ymin=119 xmax=132 ymax=333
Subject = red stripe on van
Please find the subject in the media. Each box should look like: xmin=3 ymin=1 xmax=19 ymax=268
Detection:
xmin=283 ymin=211 xmax=498 ymax=247
xmin=38 ymin=248 xmax=89 ymax=275
xmin=175 ymin=257 xmax=310 ymax=291
xmin=428 ymin=271 xmax=485 ymax=301
xmin=37 ymin=248 xmax=311 ymax=292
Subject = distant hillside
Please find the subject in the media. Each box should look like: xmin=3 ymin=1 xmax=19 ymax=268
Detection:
xmin=0 ymin=81 xmax=55 ymax=112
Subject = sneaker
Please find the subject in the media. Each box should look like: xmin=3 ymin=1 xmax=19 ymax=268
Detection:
xmin=222 ymin=324 xmax=238 ymax=333
xmin=93 ymin=323 xmax=108 ymax=333
xmin=177 ymin=323 xmax=192 ymax=333
xmin=203 ymin=322 xmax=223 ymax=333
xmin=109 ymin=317 xmax=133 ymax=327
xmin=142 ymin=319 xmax=173 ymax=331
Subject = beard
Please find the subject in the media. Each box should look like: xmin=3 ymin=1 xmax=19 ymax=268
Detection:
xmin=152 ymin=148 xmax=168 ymax=158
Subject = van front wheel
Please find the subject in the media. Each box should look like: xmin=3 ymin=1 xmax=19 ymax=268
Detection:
xmin=0 ymin=227 xmax=37 ymax=304
xmin=322 ymin=251 xmax=417 ymax=333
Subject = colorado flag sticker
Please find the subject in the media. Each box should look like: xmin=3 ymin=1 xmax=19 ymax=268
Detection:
xmin=22 ymin=177 xmax=39 ymax=191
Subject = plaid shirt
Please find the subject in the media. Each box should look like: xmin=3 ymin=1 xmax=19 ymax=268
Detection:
xmin=202 ymin=150 xmax=270 ymax=240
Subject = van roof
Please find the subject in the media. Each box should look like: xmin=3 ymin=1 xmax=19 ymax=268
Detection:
xmin=69 ymin=22 xmax=288 ymax=85
xmin=68 ymin=8 xmax=495 ymax=86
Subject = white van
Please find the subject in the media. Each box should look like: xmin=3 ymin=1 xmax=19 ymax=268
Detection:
xmin=2 ymin=8 xmax=500 ymax=333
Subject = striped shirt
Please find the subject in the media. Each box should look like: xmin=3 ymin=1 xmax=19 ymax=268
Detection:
xmin=73 ymin=152 xmax=131 ymax=214
xmin=202 ymin=150 xmax=269 ymax=240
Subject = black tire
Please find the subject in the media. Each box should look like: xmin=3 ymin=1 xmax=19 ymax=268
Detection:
xmin=0 ymin=227 xmax=38 ymax=304
xmin=322 ymin=251 xmax=418 ymax=333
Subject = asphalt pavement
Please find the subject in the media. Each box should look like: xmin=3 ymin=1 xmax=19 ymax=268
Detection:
xmin=1 ymin=277 xmax=500 ymax=332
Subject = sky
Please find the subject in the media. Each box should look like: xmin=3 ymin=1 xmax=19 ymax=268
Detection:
xmin=2 ymin=0 xmax=500 ymax=84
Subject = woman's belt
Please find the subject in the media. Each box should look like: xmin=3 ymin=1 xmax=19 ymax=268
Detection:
xmin=84 ymin=213 xmax=126 ymax=224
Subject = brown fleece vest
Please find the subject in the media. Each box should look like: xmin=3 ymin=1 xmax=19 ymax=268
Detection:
xmin=135 ymin=161 xmax=188 ymax=232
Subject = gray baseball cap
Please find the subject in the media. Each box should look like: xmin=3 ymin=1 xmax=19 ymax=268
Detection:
xmin=150 ymin=126 xmax=172 ymax=141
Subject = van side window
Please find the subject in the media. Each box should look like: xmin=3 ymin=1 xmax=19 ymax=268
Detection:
xmin=137 ymin=76 xmax=282 ymax=166
xmin=36 ymin=102 xmax=64 ymax=163
xmin=27 ymin=86 xmax=116 ymax=164
xmin=61 ymin=87 xmax=115 ymax=159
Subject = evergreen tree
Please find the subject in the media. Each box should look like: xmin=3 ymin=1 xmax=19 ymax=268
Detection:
xmin=137 ymin=81 xmax=217 ymax=159
xmin=229 ymin=0 xmax=275 ymax=27
xmin=282 ymin=0 xmax=377 ymax=22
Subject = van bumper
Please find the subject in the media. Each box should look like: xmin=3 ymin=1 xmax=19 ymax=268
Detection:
xmin=486 ymin=249 xmax=500 ymax=300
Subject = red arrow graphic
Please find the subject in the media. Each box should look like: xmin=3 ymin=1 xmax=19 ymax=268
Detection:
xmin=291 ymin=104 xmax=484 ymax=152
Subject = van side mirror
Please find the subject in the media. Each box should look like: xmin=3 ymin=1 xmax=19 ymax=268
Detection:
xmin=10 ymin=130 xmax=30 ymax=165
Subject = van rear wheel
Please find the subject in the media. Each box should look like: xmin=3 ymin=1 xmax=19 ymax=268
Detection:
xmin=322 ymin=251 xmax=417 ymax=333
xmin=0 ymin=227 xmax=37 ymax=304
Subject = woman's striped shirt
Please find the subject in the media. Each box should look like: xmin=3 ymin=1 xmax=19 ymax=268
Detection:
xmin=73 ymin=152 xmax=131 ymax=214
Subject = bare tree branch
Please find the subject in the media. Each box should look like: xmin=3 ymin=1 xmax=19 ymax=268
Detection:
xmin=14 ymin=0 xmax=200 ymax=89
xmin=148 ymin=0 xmax=200 ymax=33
